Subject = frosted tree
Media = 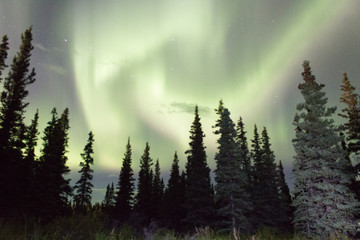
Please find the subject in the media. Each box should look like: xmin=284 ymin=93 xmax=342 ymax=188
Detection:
xmin=292 ymin=61 xmax=359 ymax=238
xmin=214 ymin=108 xmax=251 ymax=236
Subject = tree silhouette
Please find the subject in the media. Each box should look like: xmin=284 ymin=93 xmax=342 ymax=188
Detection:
xmin=184 ymin=106 xmax=213 ymax=227
xmin=115 ymin=138 xmax=135 ymax=222
xmin=74 ymin=131 xmax=95 ymax=213
xmin=0 ymin=27 xmax=36 ymax=216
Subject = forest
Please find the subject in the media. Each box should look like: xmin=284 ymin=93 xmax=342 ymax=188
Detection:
xmin=0 ymin=28 xmax=359 ymax=240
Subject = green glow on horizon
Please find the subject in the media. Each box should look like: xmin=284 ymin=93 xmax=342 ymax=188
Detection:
xmin=70 ymin=0 xmax=350 ymax=170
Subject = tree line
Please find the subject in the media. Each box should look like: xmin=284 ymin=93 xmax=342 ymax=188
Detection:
xmin=0 ymin=28 xmax=359 ymax=239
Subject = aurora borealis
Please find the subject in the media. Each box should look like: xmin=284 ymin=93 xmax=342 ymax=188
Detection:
xmin=1 ymin=0 xmax=360 ymax=202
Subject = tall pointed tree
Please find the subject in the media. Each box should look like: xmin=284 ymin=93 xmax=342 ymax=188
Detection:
xmin=0 ymin=27 xmax=36 ymax=216
xmin=235 ymin=117 xmax=253 ymax=228
xmin=162 ymin=152 xmax=186 ymax=229
xmin=34 ymin=108 xmax=72 ymax=220
xmin=251 ymin=126 xmax=280 ymax=229
xmin=74 ymin=131 xmax=95 ymax=213
xmin=214 ymin=99 xmax=225 ymax=134
xmin=338 ymin=73 xmax=360 ymax=199
xmin=135 ymin=142 xmax=153 ymax=223
xmin=20 ymin=110 xmax=39 ymax=215
xmin=276 ymin=160 xmax=293 ymax=232
xmin=250 ymin=125 xmax=263 ymax=229
xmin=339 ymin=73 xmax=360 ymax=157
xmin=214 ymin=108 xmax=251 ymax=235
xmin=115 ymin=138 xmax=135 ymax=222
xmin=184 ymin=106 xmax=213 ymax=227
xmin=103 ymin=183 xmax=116 ymax=212
xmin=0 ymin=34 xmax=9 ymax=81
xmin=292 ymin=61 xmax=359 ymax=238
xmin=236 ymin=117 xmax=252 ymax=183
xmin=152 ymin=159 xmax=164 ymax=220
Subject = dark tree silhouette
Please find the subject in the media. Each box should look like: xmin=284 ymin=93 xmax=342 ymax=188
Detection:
xmin=183 ymin=106 xmax=213 ymax=227
xmin=34 ymin=108 xmax=72 ymax=220
xmin=162 ymin=152 xmax=186 ymax=229
xmin=0 ymin=27 xmax=36 ymax=217
xmin=74 ymin=131 xmax=95 ymax=213
xmin=135 ymin=142 xmax=153 ymax=224
xmin=115 ymin=138 xmax=135 ymax=222
xmin=276 ymin=160 xmax=294 ymax=232
xmin=214 ymin=108 xmax=251 ymax=235
xmin=152 ymin=159 xmax=164 ymax=221
xmin=0 ymin=34 xmax=9 ymax=81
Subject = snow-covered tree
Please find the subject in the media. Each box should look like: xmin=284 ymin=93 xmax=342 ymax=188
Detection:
xmin=292 ymin=61 xmax=359 ymax=238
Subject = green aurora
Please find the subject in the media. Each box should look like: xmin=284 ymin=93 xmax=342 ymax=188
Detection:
xmin=1 ymin=0 xmax=360 ymax=202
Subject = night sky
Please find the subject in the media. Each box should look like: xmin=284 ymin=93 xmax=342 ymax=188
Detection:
xmin=1 ymin=0 xmax=360 ymax=202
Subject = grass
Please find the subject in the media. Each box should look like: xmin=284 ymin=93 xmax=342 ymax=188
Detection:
xmin=0 ymin=216 xmax=355 ymax=240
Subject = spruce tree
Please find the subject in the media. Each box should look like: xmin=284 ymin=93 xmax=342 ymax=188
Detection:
xmin=250 ymin=125 xmax=262 ymax=228
xmin=21 ymin=110 xmax=39 ymax=215
xmin=184 ymin=106 xmax=213 ymax=227
xmin=0 ymin=34 xmax=9 ymax=81
xmin=339 ymin=72 xmax=360 ymax=157
xmin=103 ymin=183 xmax=116 ymax=212
xmin=135 ymin=142 xmax=153 ymax=223
xmin=34 ymin=108 xmax=72 ymax=220
xmin=214 ymin=99 xmax=225 ymax=133
xmin=276 ymin=160 xmax=294 ymax=232
xmin=338 ymin=73 xmax=360 ymax=199
xmin=74 ymin=131 xmax=95 ymax=213
xmin=292 ymin=61 xmax=359 ymax=238
xmin=152 ymin=159 xmax=164 ymax=221
xmin=115 ymin=138 xmax=135 ymax=222
xmin=236 ymin=117 xmax=252 ymax=184
xmin=251 ymin=126 xmax=280 ymax=229
xmin=214 ymin=108 xmax=251 ymax=235
xmin=0 ymin=27 xmax=36 ymax=216
xmin=162 ymin=152 xmax=186 ymax=229
xmin=235 ymin=117 xmax=254 ymax=230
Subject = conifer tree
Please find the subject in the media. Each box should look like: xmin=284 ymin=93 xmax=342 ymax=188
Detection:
xmin=115 ymin=138 xmax=135 ymax=222
xmin=103 ymin=183 xmax=116 ymax=211
xmin=135 ymin=142 xmax=154 ymax=223
xmin=152 ymin=159 xmax=164 ymax=220
xmin=34 ymin=108 xmax=72 ymax=220
xmin=214 ymin=100 xmax=224 ymax=133
xmin=338 ymin=73 xmax=360 ymax=199
xmin=74 ymin=131 xmax=95 ymax=213
xmin=21 ymin=110 xmax=39 ymax=215
xmin=0 ymin=34 xmax=9 ymax=81
xmin=292 ymin=61 xmax=359 ymax=238
xmin=236 ymin=117 xmax=252 ymax=183
xmin=184 ymin=106 xmax=213 ymax=227
xmin=276 ymin=160 xmax=293 ymax=232
xmin=162 ymin=152 xmax=186 ymax=229
xmin=0 ymin=27 xmax=36 ymax=216
xmin=235 ymin=117 xmax=253 ymax=228
xmin=250 ymin=125 xmax=262 ymax=228
xmin=339 ymin=73 xmax=360 ymax=157
xmin=214 ymin=108 xmax=251 ymax=235
xmin=251 ymin=126 xmax=280 ymax=229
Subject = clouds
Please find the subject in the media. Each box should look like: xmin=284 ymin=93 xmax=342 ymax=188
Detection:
xmin=165 ymin=102 xmax=211 ymax=115
xmin=40 ymin=63 xmax=67 ymax=76
xmin=34 ymin=43 xmax=49 ymax=52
